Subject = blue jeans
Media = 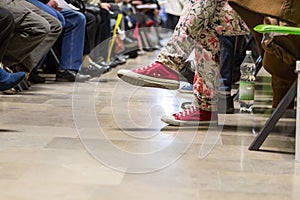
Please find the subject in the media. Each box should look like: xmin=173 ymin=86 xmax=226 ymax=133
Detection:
xmin=219 ymin=36 xmax=235 ymax=92
xmin=27 ymin=0 xmax=86 ymax=71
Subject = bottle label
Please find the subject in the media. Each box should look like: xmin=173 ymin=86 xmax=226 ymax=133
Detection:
xmin=239 ymin=81 xmax=255 ymax=100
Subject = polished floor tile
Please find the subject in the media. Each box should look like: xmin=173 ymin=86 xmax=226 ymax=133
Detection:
xmin=0 ymin=49 xmax=299 ymax=199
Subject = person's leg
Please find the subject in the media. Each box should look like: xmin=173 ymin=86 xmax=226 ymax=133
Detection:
xmin=0 ymin=8 xmax=26 ymax=91
xmin=192 ymin=0 xmax=247 ymax=113
xmin=99 ymin=8 xmax=111 ymax=43
xmin=0 ymin=8 xmax=14 ymax=62
xmin=81 ymin=10 xmax=110 ymax=77
xmin=55 ymin=9 xmax=90 ymax=82
xmin=116 ymin=0 xmax=196 ymax=89
xmin=229 ymin=1 xmax=300 ymax=109
xmin=161 ymin=0 xmax=248 ymax=125
xmin=219 ymin=36 xmax=235 ymax=93
xmin=88 ymin=8 xmax=111 ymax=62
xmin=0 ymin=67 xmax=26 ymax=91
xmin=218 ymin=35 xmax=236 ymax=113
xmin=165 ymin=14 xmax=179 ymax=30
xmin=17 ymin=0 xmax=62 ymax=72
xmin=27 ymin=0 xmax=65 ymax=25
xmin=83 ymin=11 xmax=96 ymax=55
xmin=58 ymin=9 xmax=86 ymax=71
xmin=25 ymin=0 xmax=65 ymax=83
xmin=117 ymin=0 xmax=248 ymax=90
xmin=2 ymin=0 xmax=52 ymax=71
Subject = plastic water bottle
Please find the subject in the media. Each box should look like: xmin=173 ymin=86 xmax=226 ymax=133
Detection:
xmin=239 ymin=50 xmax=256 ymax=113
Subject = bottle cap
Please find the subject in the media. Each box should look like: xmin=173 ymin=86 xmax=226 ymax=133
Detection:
xmin=246 ymin=50 xmax=252 ymax=55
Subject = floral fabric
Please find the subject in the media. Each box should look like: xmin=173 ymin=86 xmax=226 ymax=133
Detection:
xmin=156 ymin=0 xmax=248 ymax=111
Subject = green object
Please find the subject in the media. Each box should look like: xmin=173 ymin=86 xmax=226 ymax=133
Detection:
xmin=239 ymin=81 xmax=255 ymax=100
xmin=253 ymin=24 xmax=300 ymax=35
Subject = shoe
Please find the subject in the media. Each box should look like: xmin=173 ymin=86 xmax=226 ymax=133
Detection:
xmin=179 ymin=60 xmax=195 ymax=84
xmin=101 ymin=61 xmax=118 ymax=68
xmin=146 ymin=20 xmax=154 ymax=27
xmin=28 ymin=71 xmax=46 ymax=83
xmin=0 ymin=69 xmax=26 ymax=91
xmin=181 ymin=101 xmax=193 ymax=109
xmin=217 ymin=93 xmax=234 ymax=114
xmin=80 ymin=61 xmax=109 ymax=78
xmin=117 ymin=61 xmax=180 ymax=90
xmin=178 ymin=82 xmax=193 ymax=93
xmin=2 ymin=88 xmax=18 ymax=95
xmin=161 ymin=106 xmax=218 ymax=126
xmin=114 ymin=55 xmax=127 ymax=65
xmin=56 ymin=70 xmax=90 ymax=82
xmin=180 ymin=95 xmax=235 ymax=114
xmin=15 ymin=79 xmax=30 ymax=91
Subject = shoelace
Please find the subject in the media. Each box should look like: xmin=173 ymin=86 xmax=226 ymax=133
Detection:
xmin=175 ymin=106 xmax=198 ymax=117
xmin=137 ymin=63 xmax=155 ymax=71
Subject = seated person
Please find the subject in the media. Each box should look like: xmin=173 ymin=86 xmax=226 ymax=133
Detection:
xmin=27 ymin=0 xmax=91 ymax=82
xmin=0 ymin=7 xmax=26 ymax=91
xmin=117 ymin=0 xmax=248 ymax=126
xmin=1 ymin=0 xmax=62 ymax=79
xmin=229 ymin=0 xmax=300 ymax=109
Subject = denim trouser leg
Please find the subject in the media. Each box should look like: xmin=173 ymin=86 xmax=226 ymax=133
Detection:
xmin=59 ymin=9 xmax=86 ymax=71
xmin=219 ymin=36 xmax=235 ymax=93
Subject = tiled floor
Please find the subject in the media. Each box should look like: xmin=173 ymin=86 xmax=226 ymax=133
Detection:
xmin=0 ymin=49 xmax=298 ymax=199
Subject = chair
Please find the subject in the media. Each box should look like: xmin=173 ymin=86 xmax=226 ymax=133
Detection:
xmin=247 ymin=25 xmax=300 ymax=162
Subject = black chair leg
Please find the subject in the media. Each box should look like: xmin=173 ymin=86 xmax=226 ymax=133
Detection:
xmin=248 ymin=80 xmax=297 ymax=150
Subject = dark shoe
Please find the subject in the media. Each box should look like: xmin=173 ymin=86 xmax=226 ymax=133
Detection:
xmin=15 ymin=79 xmax=30 ymax=92
xmin=217 ymin=93 xmax=234 ymax=114
xmin=2 ymin=88 xmax=18 ymax=95
xmin=114 ymin=55 xmax=127 ymax=65
xmin=0 ymin=68 xmax=26 ymax=91
xmin=28 ymin=71 xmax=46 ymax=83
xmin=100 ymin=61 xmax=118 ymax=68
xmin=179 ymin=60 xmax=195 ymax=84
xmin=56 ymin=70 xmax=90 ymax=82
xmin=80 ymin=61 xmax=109 ymax=78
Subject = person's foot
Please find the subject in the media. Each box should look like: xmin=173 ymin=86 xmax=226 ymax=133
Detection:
xmin=161 ymin=106 xmax=217 ymax=126
xmin=178 ymin=82 xmax=193 ymax=93
xmin=217 ymin=93 xmax=234 ymax=114
xmin=117 ymin=61 xmax=180 ymax=89
xmin=56 ymin=70 xmax=90 ymax=82
xmin=28 ymin=71 xmax=46 ymax=83
xmin=80 ymin=61 xmax=110 ymax=78
xmin=180 ymin=93 xmax=235 ymax=114
xmin=0 ymin=69 xmax=26 ymax=91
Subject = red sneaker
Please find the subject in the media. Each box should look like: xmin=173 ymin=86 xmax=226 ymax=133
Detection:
xmin=161 ymin=106 xmax=218 ymax=126
xmin=117 ymin=61 xmax=180 ymax=89
xmin=146 ymin=20 xmax=154 ymax=27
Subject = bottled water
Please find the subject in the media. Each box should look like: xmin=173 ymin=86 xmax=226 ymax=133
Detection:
xmin=239 ymin=50 xmax=256 ymax=113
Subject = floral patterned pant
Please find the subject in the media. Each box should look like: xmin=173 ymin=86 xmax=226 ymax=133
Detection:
xmin=156 ymin=0 xmax=248 ymax=111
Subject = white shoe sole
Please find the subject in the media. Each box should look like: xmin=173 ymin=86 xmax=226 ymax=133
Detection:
xmin=161 ymin=115 xmax=218 ymax=126
xmin=117 ymin=69 xmax=179 ymax=90
xmin=178 ymin=88 xmax=193 ymax=94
